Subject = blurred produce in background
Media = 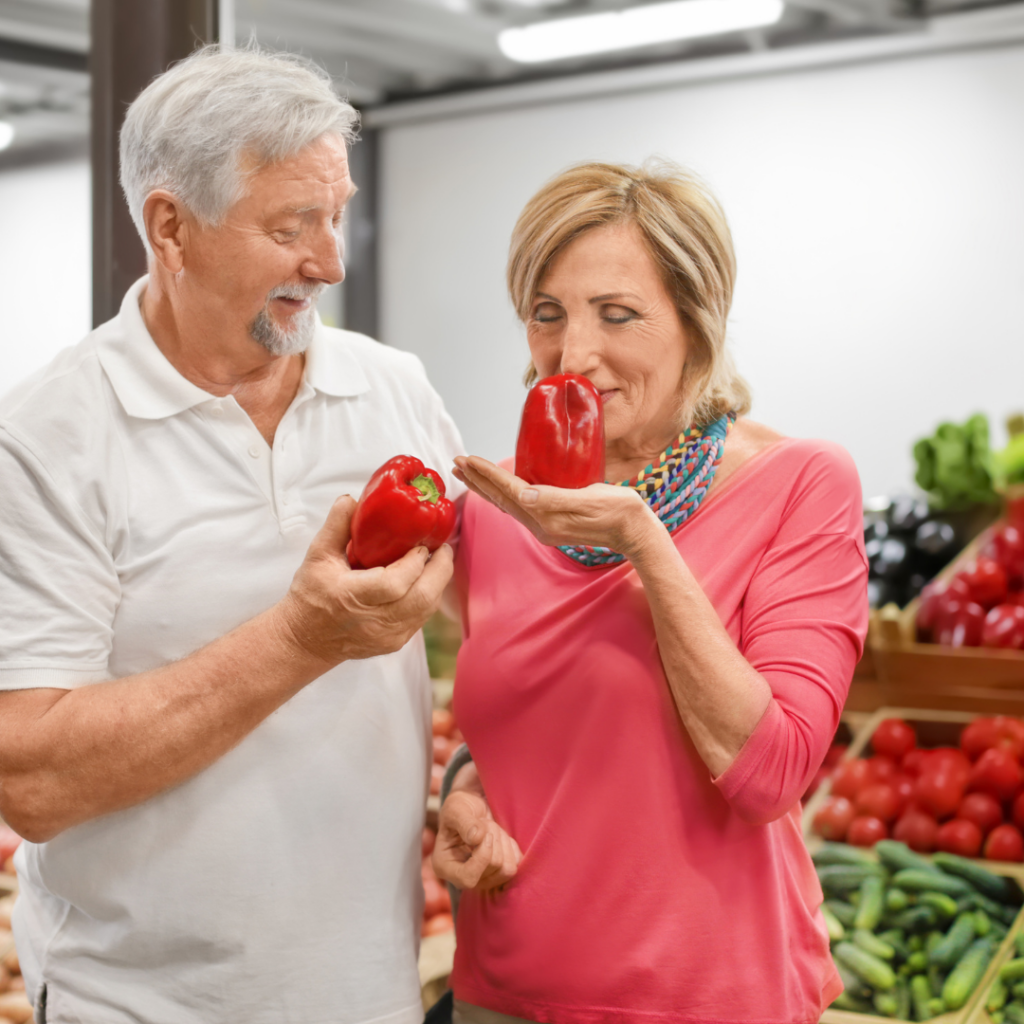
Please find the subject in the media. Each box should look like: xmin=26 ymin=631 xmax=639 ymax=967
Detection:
xmin=865 ymin=413 xmax=1024 ymax=611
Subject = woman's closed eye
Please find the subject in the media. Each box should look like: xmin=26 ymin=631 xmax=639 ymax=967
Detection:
xmin=532 ymin=302 xmax=563 ymax=323
xmin=602 ymin=304 xmax=638 ymax=324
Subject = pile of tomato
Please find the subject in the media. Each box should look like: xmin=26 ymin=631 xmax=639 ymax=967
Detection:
xmin=812 ymin=716 xmax=1024 ymax=861
xmin=916 ymin=524 xmax=1024 ymax=648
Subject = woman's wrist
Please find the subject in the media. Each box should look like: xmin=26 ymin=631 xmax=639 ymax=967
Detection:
xmin=619 ymin=501 xmax=673 ymax=564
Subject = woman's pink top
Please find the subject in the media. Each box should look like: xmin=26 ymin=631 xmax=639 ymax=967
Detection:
xmin=450 ymin=437 xmax=869 ymax=1024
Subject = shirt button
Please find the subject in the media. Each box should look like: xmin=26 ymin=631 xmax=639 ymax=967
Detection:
xmin=248 ymin=444 xmax=261 ymax=458
xmin=210 ymin=405 xmax=223 ymax=418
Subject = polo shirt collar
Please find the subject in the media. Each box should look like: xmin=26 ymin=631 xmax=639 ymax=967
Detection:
xmin=97 ymin=277 xmax=369 ymax=420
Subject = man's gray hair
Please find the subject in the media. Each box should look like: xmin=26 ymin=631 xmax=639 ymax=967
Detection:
xmin=120 ymin=43 xmax=359 ymax=249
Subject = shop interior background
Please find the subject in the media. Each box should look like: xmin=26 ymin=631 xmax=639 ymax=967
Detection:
xmin=1 ymin=0 xmax=1022 ymax=501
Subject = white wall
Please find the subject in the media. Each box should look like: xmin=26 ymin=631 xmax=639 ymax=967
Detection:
xmin=378 ymin=43 xmax=1024 ymax=501
xmin=0 ymin=158 xmax=92 ymax=392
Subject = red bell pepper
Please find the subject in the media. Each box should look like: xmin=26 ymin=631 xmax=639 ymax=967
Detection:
xmin=348 ymin=455 xmax=456 ymax=570
xmin=514 ymin=373 xmax=605 ymax=488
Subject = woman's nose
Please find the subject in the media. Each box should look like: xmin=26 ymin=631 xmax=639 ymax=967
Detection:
xmin=558 ymin=320 xmax=600 ymax=377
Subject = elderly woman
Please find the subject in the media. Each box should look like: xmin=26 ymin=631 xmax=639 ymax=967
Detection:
xmin=432 ymin=161 xmax=868 ymax=1023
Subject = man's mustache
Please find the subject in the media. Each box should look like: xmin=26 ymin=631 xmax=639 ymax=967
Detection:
xmin=265 ymin=282 xmax=326 ymax=305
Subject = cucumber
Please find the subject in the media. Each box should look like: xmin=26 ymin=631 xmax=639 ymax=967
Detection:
xmin=813 ymin=842 xmax=878 ymax=867
xmin=892 ymin=869 xmax=973 ymax=898
xmin=917 ymin=892 xmax=959 ymax=920
xmin=824 ymin=899 xmax=857 ymax=928
xmin=989 ymin=975 xmax=1010 ymax=1013
xmin=854 ymin=928 xmax=896 ymax=960
xmin=893 ymin=906 xmax=939 ymax=933
xmin=821 ymin=903 xmax=845 ymax=943
xmin=1006 ymin=1004 xmax=1024 ymax=1024
xmin=942 ymin=936 xmax=997 ymax=1010
xmin=1001 ymin=959 xmax=1024 ymax=983
xmin=895 ymin=976 xmax=911 ymax=1021
xmin=1016 ymin=930 xmax=1024 ymax=957
xmin=831 ymin=990 xmax=872 ymax=1012
xmin=910 ymin=973 xmax=933 ymax=1020
xmin=887 ymin=887 xmax=910 ymax=913
xmin=1014 ymin=981 xmax=1024 ymax=999
xmin=834 ymin=940 xmax=898 ymax=990
xmin=907 ymin=950 xmax=928 ymax=972
xmin=876 ymin=840 xmax=943 ymax=875
xmin=879 ymin=929 xmax=910 ymax=960
xmin=928 ymin=964 xmax=945 ymax=1000
xmin=968 ymin=891 xmax=1020 ymax=926
xmin=974 ymin=908 xmax=992 ymax=936
xmin=818 ymin=863 xmax=885 ymax=895
xmin=908 ymin=934 xmax=925 ymax=952
xmin=836 ymin=961 xmax=871 ymax=999
xmin=932 ymin=852 xmax=1022 ymax=904
xmin=930 ymin=913 xmax=978 ymax=969
xmin=925 ymin=996 xmax=946 ymax=1016
xmin=873 ymin=989 xmax=900 ymax=1017
xmin=855 ymin=875 xmax=887 ymax=931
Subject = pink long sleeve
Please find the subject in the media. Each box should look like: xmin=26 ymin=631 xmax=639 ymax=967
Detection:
xmin=451 ymin=437 xmax=867 ymax=1023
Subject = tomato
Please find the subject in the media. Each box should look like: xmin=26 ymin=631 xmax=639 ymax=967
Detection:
xmin=1013 ymin=791 xmax=1024 ymax=832
xmin=429 ymin=762 xmax=445 ymax=796
xmin=957 ymin=792 xmax=1004 ymax=836
xmin=823 ymin=743 xmax=848 ymax=769
xmin=422 ymin=912 xmax=454 ymax=937
xmin=831 ymin=759 xmax=873 ymax=799
xmin=917 ymin=577 xmax=973 ymax=641
xmin=847 ymin=815 xmax=888 ymax=847
xmin=432 ymin=735 xmax=454 ymax=766
xmin=915 ymin=768 xmax=967 ymax=820
xmin=961 ymin=717 xmax=1001 ymax=761
xmin=423 ymin=877 xmax=451 ymax=918
xmin=984 ymin=824 xmax=1024 ymax=862
xmin=872 ymin=719 xmax=917 ymax=759
xmin=982 ymin=525 xmax=1024 ymax=587
xmin=812 ymin=796 xmax=857 ymax=841
xmin=936 ymin=818 xmax=984 ymax=857
xmin=934 ymin=598 xmax=986 ymax=647
xmin=431 ymin=708 xmax=456 ymax=738
xmin=969 ymin=747 xmax=1023 ymax=802
xmin=992 ymin=717 xmax=1024 ymax=758
xmin=892 ymin=809 xmax=939 ymax=852
xmin=956 ymin=557 xmax=1010 ymax=610
xmin=866 ymin=755 xmax=899 ymax=784
xmin=924 ymin=747 xmax=972 ymax=786
xmin=983 ymin=604 xmax=1024 ymax=650
xmin=422 ymin=827 xmax=436 ymax=859
xmin=856 ymin=783 xmax=902 ymax=823
xmin=901 ymin=749 xmax=928 ymax=778
xmin=890 ymin=774 xmax=915 ymax=814
xmin=0 ymin=825 xmax=20 ymax=868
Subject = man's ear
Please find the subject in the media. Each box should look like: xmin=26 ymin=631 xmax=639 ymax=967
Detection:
xmin=143 ymin=190 xmax=189 ymax=274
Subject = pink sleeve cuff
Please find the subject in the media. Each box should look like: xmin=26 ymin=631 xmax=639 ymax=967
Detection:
xmin=711 ymin=698 xmax=783 ymax=808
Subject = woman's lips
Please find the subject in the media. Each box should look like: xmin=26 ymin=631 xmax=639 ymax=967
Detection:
xmin=597 ymin=389 xmax=618 ymax=404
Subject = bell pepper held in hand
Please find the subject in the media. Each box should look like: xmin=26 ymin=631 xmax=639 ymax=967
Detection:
xmin=514 ymin=373 xmax=605 ymax=489
xmin=348 ymin=455 xmax=456 ymax=570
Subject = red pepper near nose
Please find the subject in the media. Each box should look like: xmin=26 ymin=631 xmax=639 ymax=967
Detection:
xmin=348 ymin=455 xmax=456 ymax=569
xmin=514 ymin=373 xmax=605 ymax=489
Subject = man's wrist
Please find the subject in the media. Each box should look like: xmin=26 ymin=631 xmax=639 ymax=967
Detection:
xmin=263 ymin=599 xmax=337 ymax=678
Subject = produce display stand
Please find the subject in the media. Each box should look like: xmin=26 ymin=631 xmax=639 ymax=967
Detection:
xmin=865 ymin=521 xmax=1024 ymax=715
xmin=419 ymin=931 xmax=456 ymax=1012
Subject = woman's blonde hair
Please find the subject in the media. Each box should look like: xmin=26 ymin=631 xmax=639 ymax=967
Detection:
xmin=507 ymin=160 xmax=751 ymax=428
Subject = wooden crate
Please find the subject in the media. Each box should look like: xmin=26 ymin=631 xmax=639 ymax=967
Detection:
xmin=868 ymin=520 xmax=1024 ymax=709
xmin=965 ymin=916 xmax=1024 ymax=1024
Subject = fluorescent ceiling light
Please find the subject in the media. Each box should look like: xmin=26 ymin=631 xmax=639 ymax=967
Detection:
xmin=499 ymin=0 xmax=785 ymax=63
xmin=0 ymin=122 xmax=14 ymax=152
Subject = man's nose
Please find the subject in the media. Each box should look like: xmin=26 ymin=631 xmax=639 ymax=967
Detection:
xmin=303 ymin=227 xmax=346 ymax=287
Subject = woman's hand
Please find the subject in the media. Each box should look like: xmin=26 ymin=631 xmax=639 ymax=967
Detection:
xmin=453 ymin=455 xmax=659 ymax=558
xmin=433 ymin=788 xmax=523 ymax=892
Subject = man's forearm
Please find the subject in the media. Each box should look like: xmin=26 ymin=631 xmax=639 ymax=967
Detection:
xmin=0 ymin=603 xmax=329 ymax=842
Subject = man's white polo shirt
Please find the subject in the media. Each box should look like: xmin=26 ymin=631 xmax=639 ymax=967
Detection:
xmin=0 ymin=278 xmax=465 ymax=1024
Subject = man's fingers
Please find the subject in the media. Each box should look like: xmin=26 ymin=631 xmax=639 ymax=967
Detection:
xmin=348 ymin=544 xmax=431 ymax=606
xmin=309 ymin=495 xmax=357 ymax=559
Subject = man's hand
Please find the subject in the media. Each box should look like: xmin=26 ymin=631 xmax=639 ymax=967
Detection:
xmin=433 ymin=789 xmax=522 ymax=892
xmin=275 ymin=495 xmax=454 ymax=666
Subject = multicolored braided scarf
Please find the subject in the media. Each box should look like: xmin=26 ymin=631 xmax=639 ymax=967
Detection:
xmin=557 ymin=412 xmax=736 ymax=568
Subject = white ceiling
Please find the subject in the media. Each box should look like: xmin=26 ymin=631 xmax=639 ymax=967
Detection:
xmin=0 ymin=0 xmax=1017 ymax=158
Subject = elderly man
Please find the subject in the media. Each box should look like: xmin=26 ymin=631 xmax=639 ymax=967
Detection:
xmin=0 ymin=45 xmax=460 ymax=1024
